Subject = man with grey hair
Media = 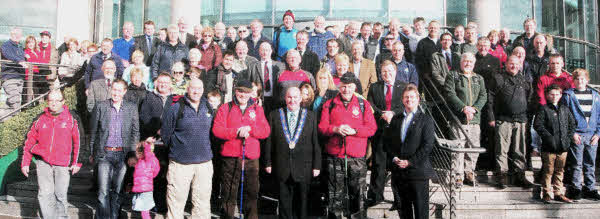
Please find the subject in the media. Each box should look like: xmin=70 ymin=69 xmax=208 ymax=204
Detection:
xmin=190 ymin=24 xmax=204 ymax=48
xmin=214 ymin=22 xmax=231 ymax=51
xmin=0 ymin=27 xmax=27 ymax=120
xmin=444 ymin=52 xmax=487 ymax=187
xmin=245 ymin=20 xmax=271 ymax=60
xmin=162 ymin=78 xmax=215 ymax=219
xmin=349 ymin=40 xmax=377 ymax=96
xmin=296 ymin=30 xmax=320 ymax=76
xmin=151 ymin=24 xmax=189 ymax=78
xmin=307 ymin=15 xmax=335 ymax=60
xmin=340 ymin=21 xmax=361 ymax=57
xmin=177 ymin=17 xmax=195 ymax=48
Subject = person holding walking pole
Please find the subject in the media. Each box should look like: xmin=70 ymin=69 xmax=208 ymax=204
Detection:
xmin=318 ymin=73 xmax=377 ymax=218
xmin=213 ymin=79 xmax=271 ymax=219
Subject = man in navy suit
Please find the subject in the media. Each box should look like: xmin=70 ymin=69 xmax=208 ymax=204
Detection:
xmin=384 ymin=84 xmax=435 ymax=219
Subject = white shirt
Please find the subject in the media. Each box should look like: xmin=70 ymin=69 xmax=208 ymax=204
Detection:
xmin=401 ymin=110 xmax=416 ymax=142
xmin=352 ymin=60 xmax=361 ymax=79
xmin=225 ymin=74 xmax=234 ymax=103
xmin=262 ymin=60 xmax=274 ymax=97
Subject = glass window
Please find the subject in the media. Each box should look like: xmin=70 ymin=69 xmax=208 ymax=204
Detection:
xmin=0 ymin=0 xmax=57 ymax=43
xmin=332 ymin=0 xmax=385 ymax=20
xmin=120 ymin=0 xmax=145 ymax=35
xmin=390 ymin=0 xmax=445 ymax=25
xmin=446 ymin=0 xmax=467 ymax=27
xmin=145 ymin=0 xmax=171 ymax=29
xmin=500 ymin=0 xmax=532 ymax=31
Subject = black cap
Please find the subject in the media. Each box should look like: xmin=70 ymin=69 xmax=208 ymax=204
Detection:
xmin=339 ymin=72 xmax=358 ymax=85
xmin=235 ymin=79 xmax=253 ymax=91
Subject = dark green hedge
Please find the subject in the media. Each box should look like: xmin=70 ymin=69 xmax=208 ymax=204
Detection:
xmin=0 ymin=84 xmax=79 ymax=155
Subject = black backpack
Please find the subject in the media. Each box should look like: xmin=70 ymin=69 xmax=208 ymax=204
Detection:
xmin=328 ymin=97 xmax=366 ymax=118
xmin=175 ymin=97 xmax=215 ymax=122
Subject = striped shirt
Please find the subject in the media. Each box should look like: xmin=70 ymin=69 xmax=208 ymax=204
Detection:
xmin=574 ymin=89 xmax=593 ymax=122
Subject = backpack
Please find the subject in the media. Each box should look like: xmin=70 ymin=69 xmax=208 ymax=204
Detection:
xmin=172 ymin=95 xmax=214 ymax=122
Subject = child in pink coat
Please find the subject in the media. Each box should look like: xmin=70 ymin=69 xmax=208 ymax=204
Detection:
xmin=129 ymin=138 xmax=160 ymax=219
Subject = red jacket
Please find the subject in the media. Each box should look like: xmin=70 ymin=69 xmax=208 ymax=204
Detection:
xmin=212 ymin=100 xmax=271 ymax=159
xmin=22 ymin=105 xmax=82 ymax=168
xmin=38 ymin=42 xmax=52 ymax=64
xmin=318 ymin=94 xmax=377 ymax=158
xmin=24 ymin=48 xmax=41 ymax=80
xmin=132 ymin=142 xmax=160 ymax=193
xmin=489 ymin=45 xmax=507 ymax=68
xmin=537 ymin=71 xmax=573 ymax=105
xmin=198 ymin=42 xmax=222 ymax=70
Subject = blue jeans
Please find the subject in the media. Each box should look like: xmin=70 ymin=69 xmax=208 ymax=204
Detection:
xmin=568 ymin=132 xmax=598 ymax=191
xmin=96 ymin=151 xmax=127 ymax=219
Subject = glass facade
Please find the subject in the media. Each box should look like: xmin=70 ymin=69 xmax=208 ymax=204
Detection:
xmin=1 ymin=0 xmax=599 ymax=81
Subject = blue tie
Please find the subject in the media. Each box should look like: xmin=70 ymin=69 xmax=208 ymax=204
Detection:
xmin=146 ymin=35 xmax=152 ymax=53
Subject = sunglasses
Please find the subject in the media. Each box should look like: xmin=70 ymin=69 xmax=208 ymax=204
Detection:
xmin=174 ymin=71 xmax=184 ymax=75
xmin=385 ymin=38 xmax=395 ymax=41
xmin=203 ymin=34 xmax=213 ymax=37
xmin=238 ymin=30 xmax=248 ymax=33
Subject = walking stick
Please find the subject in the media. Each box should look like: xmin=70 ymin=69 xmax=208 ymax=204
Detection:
xmin=239 ymin=138 xmax=246 ymax=219
xmin=343 ymin=136 xmax=351 ymax=218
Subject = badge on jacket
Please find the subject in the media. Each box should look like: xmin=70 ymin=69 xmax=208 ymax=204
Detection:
xmin=249 ymin=110 xmax=256 ymax=120
xmin=352 ymin=106 xmax=360 ymax=117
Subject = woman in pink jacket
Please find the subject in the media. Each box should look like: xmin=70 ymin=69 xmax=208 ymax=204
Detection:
xmin=129 ymin=138 xmax=160 ymax=219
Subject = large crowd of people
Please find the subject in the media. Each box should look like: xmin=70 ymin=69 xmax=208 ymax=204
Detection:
xmin=5 ymin=9 xmax=600 ymax=219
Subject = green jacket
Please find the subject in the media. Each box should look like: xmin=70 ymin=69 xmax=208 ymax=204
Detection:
xmin=444 ymin=70 xmax=487 ymax=124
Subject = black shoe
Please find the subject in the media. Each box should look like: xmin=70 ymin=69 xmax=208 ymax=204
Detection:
xmin=389 ymin=205 xmax=398 ymax=211
xmin=583 ymin=190 xmax=600 ymax=201
xmin=567 ymin=189 xmax=582 ymax=201
xmin=365 ymin=198 xmax=382 ymax=207
xmin=495 ymin=173 xmax=507 ymax=190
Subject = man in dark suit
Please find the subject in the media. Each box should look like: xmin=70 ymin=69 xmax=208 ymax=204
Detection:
xmin=264 ymin=87 xmax=321 ymax=218
xmin=296 ymin=30 xmax=320 ymax=76
xmin=384 ymin=84 xmax=435 ymax=219
xmin=366 ymin=59 xmax=407 ymax=207
xmin=177 ymin=17 xmax=195 ymax=48
xmin=133 ymin=20 xmax=160 ymax=66
xmin=247 ymin=42 xmax=285 ymax=114
xmin=89 ymin=79 xmax=140 ymax=219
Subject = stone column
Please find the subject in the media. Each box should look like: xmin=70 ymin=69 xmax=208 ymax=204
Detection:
xmin=56 ymin=0 xmax=93 ymax=44
xmin=171 ymin=0 xmax=202 ymax=33
xmin=468 ymin=0 xmax=501 ymax=36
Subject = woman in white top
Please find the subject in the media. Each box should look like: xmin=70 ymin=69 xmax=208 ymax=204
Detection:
xmin=58 ymin=38 xmax=83 ymax=77
xmin=122 ymin=50 xmax=153 ymax=91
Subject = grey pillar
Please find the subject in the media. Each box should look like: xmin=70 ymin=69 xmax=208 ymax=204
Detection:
xmin=468 ymin=0 xmax=501 ymax=36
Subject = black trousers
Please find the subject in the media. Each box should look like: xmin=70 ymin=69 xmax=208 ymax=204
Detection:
xmin=367 ymin=136 xmax=387 ymax=202
xmin=278 ymin=176 xmax=309 ymax=219
xmin=392 ymin=178 xmax=429 ymax=219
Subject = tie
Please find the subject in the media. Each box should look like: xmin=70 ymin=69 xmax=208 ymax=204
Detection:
xmin=289 ymin=112 xmax=297 ymax=136
xmin=102 ymin=54 xmax=108 ymax=60
xmin=147 ymin=35 xmax=152 ymax=53
xmin=385 ymin=84 xmax=392 ymax=111
xmin=445 ymin=52 xmax=452 ymax=70
xmin=106 ymin=79 xmax=112 ymax=88
xmin=264 ymin=63 xmax=271 ymax=92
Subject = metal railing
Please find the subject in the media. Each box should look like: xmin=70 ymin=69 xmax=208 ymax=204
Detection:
xmin=419 ymin=77 xmax=486 ymax=219
xmin=0 ymin=60 xmax=81 ymax=121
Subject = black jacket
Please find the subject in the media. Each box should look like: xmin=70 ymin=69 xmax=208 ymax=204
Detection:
xmin=524 ymin=52 xmax=549 ymax=84
xmin=374 ymin=51 xmax=392 ymax=80
xmin=151 ymin=41 xmax=189 ymax=78
xmin=368 ymin=80 xmax=407 ymax=132
xmin=139 ymin=92 xmax=175 ymax=139
xmin=415 ymin=37 xmax=440 ymax=80
xmin=486 ymin=71 xmax=533 ymax=123
xmin=133 ymin=35 xmax=161 ymax=66
xmin=533 ymin=103 xmax=576 ymax=153
xmin=124 ymin=83 xmax=147 ymax=108
xmin=474 ymin=53 xmax=501 ymax=88
xmin=244 ymin=35 xmax=272 ymax=60
xmin=383 ymin=109 xmax=435 ymax=180
xmin=300 ymin=49 xmax=320 ymax=76
xmin=264 ymin=108 xmax=321 ymax=183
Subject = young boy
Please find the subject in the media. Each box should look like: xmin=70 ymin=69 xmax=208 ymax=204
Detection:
xmin=533 ymin=84 xmax=576 ymax=203
xmin=207 ymin=90 xmax=222 ymax=110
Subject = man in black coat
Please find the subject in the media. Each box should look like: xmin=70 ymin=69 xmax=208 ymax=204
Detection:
xmin=415 ymin=20 xmax=441 ymax=84
xmin=133 ymin=20 xmax=160 ymax=66
xmin=383 ymin=84 xmax=435 ymax=219
xmin=264 ymin=87 xmax=321 ymax=218
xmin=296 ymin=30 xmax=321 ymax=77
xmin=366 ymin=60 xmax=407 ymax=207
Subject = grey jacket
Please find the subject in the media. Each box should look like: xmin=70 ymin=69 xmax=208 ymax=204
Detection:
xmin=87 ymin=79 xmax=111 ymax=113
xmin=89 ymin=100 xmax=140 ymax=158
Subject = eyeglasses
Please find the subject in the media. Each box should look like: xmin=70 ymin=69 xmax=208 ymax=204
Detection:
xmin=88 ymin=50 xmax=97 ymax=53
xmin=238 ymin=30 xmax=248 ymax=33
xmin=173 ymin=71 xmax=184 ymax=75
xmin=203 ymin=34 xmax=213 ymax=37
xmin=48 ymin=99 xmax=64 ymax=103
xmin=385 ymin=38 xmax=395 ymax=41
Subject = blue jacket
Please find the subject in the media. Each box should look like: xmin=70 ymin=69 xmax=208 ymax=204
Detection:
xmin=273 ymin=28 xmax=298 ymax=60
xmin=563 ymin=88 xmax=600 ymax=135
xmin=395 ymin=59 xmax=419 ymax=87
xmin=307 ymin=31 xmax=335 ymax=60
xmin=84 ymin=52 xmax=125 ymax=88
xmin=112 ymin=38 xmax=135 ymax=61
xmin=1 ymin=40 xmax=25 ymax=80
xmin=161 ymin=96 xmax=213 ymax=164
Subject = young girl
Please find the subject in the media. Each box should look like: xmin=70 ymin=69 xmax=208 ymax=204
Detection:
xmin=129 ymin=137 xmax=160 ymax=219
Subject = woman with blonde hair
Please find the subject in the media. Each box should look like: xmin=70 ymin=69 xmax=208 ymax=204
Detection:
xmin=312 ymin=67 xmax=339 ymax=113
xmin=487 ymin=30 xmax=507 ymax=67
xmin=300 ymin=82 xmax=315 ymax=109
xmin=123 ymin=50 xmax=153 ymax=91
xmin=58 ymin=38 xmax=83 ymax=77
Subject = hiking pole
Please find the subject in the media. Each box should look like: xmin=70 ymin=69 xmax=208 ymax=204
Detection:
xmin=239 ymin=138 xmax=246 ymax=219
xmin=343 ymin=136 xmax=351 ymax=218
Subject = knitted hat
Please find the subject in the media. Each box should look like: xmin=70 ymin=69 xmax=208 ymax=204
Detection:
xmin=283 ymin=10 xmax=295 ymax=21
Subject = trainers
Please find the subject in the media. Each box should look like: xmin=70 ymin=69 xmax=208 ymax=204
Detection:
xmin=464 ymin=172 xmax=477 ymax=186
xmin=583 ymin=190 xmax=600 ymax=201
xmin=554 ymin=194 xmax=573 ymax=203
xmin=567 ymin=188 xmax=582 ymax=201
